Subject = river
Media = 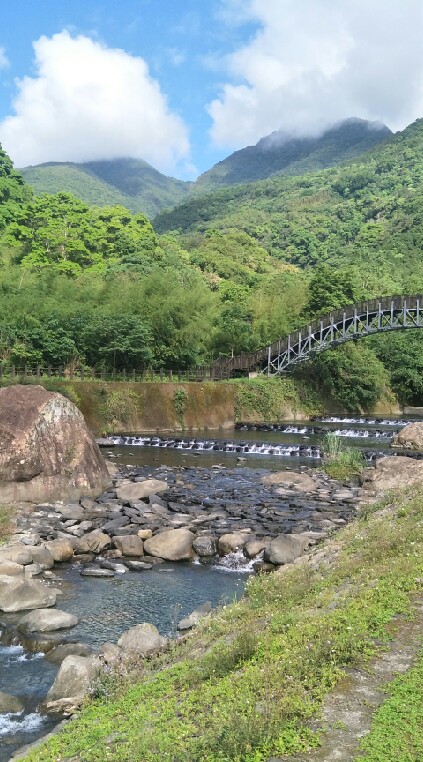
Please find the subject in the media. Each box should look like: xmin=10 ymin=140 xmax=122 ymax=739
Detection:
xmin=0 ymin=415 xmax=420 ymax=760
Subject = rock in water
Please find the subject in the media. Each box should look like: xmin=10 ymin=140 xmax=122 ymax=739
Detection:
xmin=144 ymin=528 xmax=195 ymax=561
xmin=0 ymin=576 xmax=57 ymax=612
xmin=17 ymin=608 xmax=78 ymax=633
xmin=117 ymin=623 xmax=167 ymax=655
xmin=0 ymin=691 xmax=24 ymax=713
xmin=0 ymin=384 xmax=111 ymax=502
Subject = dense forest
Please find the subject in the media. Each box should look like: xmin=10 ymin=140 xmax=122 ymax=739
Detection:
xmin=1 ymin=116 xmax=423 ymax=411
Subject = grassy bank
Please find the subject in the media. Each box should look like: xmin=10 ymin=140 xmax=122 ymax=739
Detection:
xmin=232 ymin=376 xmax=324 ymax=421
xmin=357 ymin=648 xmax=423 ymax=761
xmin=22 ymin=485 xmax=423 ymax=762
xmin=0 ymin=504 xmax=12 ymax=543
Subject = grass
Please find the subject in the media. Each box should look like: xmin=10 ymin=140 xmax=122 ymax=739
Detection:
xmin=322 ymin=432 xmax=365 ymax=480
xmin=0 ymin=504 xmax=12 ymax=543
xmin=356 ymin=647 xmax=423 ymax=761
xmin=20 ymin=484 xmax=423 ymax=762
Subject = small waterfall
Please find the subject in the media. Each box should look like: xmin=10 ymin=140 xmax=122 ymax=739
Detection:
xmin=100 ymin=435 xmax=322 ymax=459
xmin=212 ymin=551 xmax=261 ymax=573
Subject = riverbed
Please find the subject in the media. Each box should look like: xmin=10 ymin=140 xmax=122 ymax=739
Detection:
xmin=1 ymin=415 xmax=421 ymax=760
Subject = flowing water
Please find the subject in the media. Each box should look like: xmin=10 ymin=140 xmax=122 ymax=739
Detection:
xmin=1 ymin=414 xmax=421 ymax=759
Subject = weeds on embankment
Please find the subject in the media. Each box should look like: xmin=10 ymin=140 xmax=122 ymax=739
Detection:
xmin=22 ymin=486 xmax=423 ymax=762
xmin=0 ymin=504 xmax=12 ymax=543
xmin=322 ymin=431 xmax=365 ymax=480
xmin=357 ymin=647 xmax=423 ymax=761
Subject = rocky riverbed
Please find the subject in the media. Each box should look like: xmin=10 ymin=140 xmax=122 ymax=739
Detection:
xmin=2 ymin=445 xmax=423 ymax=761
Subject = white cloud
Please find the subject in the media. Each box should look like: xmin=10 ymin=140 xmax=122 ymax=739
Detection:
xmin=0 ymin=47 xmax=9 ymax=69
xmin=209 ymin=0 xmax=423 ymax=148
xmin=0 ymin=31 xmax=190 ymax=171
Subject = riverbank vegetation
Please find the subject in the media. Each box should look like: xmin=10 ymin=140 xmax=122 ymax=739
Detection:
xmin=322 ymin=432 xmax=365 ymax=480
xmin=357 ymin=647 xmax=423 ymax=761
xmin=0 ymin=504 xmax=12 ymax=543
xmin=2 ymin=118 xmax=423 ymax=411
xmin=22 ymin=485 xmax=423 ymax=761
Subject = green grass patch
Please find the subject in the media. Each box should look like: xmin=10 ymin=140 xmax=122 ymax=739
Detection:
xmin=22 ymin=487 xmax=423 ymax=762
xmin=356 ymin=647 xmax=423 ymax=761
xmin=232 ymin=376 xmax=323 ymax=422
xmin=322 ymin=432 xmax=365 ymax=480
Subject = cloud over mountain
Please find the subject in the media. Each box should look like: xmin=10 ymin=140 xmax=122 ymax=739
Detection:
xmin=0 ymin=31 xmax=190 ymax=172
xmin=209 ymin=0 xmax=423 ymax=148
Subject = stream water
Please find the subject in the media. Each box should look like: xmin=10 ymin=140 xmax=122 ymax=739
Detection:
xmin=1 ymin=415 xmax=421 ymax=760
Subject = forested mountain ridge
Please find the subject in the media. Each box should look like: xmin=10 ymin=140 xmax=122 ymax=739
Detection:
xmin=19 ymin=118 xmax=390 ymax=218
xmin=154 ymin=118 xmax=423 ymax=295
xmin=21 ymin=158 xmax=192 ymax=218
xmin=195 ymin=118 xmax=392 ymax=190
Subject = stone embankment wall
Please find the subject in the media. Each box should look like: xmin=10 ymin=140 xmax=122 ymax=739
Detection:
xmin=45 ymin=381 xmax=236 ymax=434
xmin=1 ymin=377 xmax=403 ymax=434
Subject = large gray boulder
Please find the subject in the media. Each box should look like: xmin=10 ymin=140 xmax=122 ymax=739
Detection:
xmin=193 ymin=535 xmax=218 ymax=558
xmin=361 ymin=456 xmax=423 ymax=495
xmin=17 ymin=608 xmax=78 ymax=633
xmin=0 ymin=576 xmax=57 ymax=612
xmin=113 ymin=535 xmax=144 ymax=557
xmin=0 ymin=384 xmax=111 ymax=503
xmin=116 ymin=479 xmax=168 ymax=502
xmin=264 ymin=533 xmax=311 ymax=565
xmin=73 ymin=529 xmax=111 ymax=554
xmin=46 ymin=655 xmax=99 ymax=703
xmin=0 ymin=560 xmax=24 ymax=576
xmin=144 ymin=528 xmax=194 ymax=561
xmin=218 ymin=532 xmax=249 ymax=555
xmin=392 ymin=422 xmax=423 ymax=451
xmin=177 ymin=601 xmax=211 ymax=631
xmin=117 ymin=623 xmax=167 ymax=655
xmin=45 ymin=538 xmax=74 ymax=562
xmin=28 ymin=546 xmax=55 ymax=569
xmin=0 ymin=546 xmax=33 ymax=565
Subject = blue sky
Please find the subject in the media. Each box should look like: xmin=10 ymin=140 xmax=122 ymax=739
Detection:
xmin=1 ymin=1 xmax=423 ymax=178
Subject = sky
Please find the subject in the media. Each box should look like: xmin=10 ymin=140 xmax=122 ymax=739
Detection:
xmin=1 ymin=0 xmax=423 ymax=179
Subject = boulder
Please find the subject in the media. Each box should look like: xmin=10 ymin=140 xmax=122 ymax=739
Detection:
xmin=0 ymin=384 xmax=111 ymax=503
xmin=56 ymin=504 xmax=85 ymax=521
xmin=0 ymin=546 xmax=33 ymax=565
xmin=193 ymin=535 xmax=218 ymax=558
xmin=74 ymin=529 xmax=111 ymax=554
xmin=264 ymin=533 xmax=311 ymax=565
xmin=45 ymin=538 xmax=74 ymax=562
xmin=0 ymin=576 xmax=57 ymax=612
xmin=117 ymin=623 xmax=167 ymax=655
xmin=29 ymin=546 xmax=55 ymax=570
xmin=80 ymin=566 xmax=115 ymax=578
xmin=137 ymin=529 xmax=153 ymax=540
xmin=262 ymin=471 xmax=317 ymax=492
xmin=46 ymin=655 xmax=99 ymax=703
xmin=116 ymin=479 xmax=168 ymax=502
xmin=113 ymin=535 xmax=144 ymax=557
xmin=46 ymin=642 xmax=93 ymax=665
xmin=218 ymin=532 xmax=249 ymax=555
xmin=144 ymin=528 xmax=194 ymax=561
xmin=17 ymin=608 xmax=78 ymax=633
xmin=0 ymin=560 xmax=24 ymax=576
xmin=244 ymin=539 xmax=270 ymax=559
xmin=177 ymin=601 xmax=212 ymax=631
xmin=125 ymin=560 xmax=153 ymax=571
xmin=361 ymin=456 xmax=423 ymax=495
xmin=391 ymin=422 xmax=423 ymax=451
xmin=0 ymin=690 xmax=24 ymax=713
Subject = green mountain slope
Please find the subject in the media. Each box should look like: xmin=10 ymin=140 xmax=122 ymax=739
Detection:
xmin=195 ymin=118 xmax=392 ymax=190
xmin=154 ymin=118 xmax=423 ymax=294
xmin=20 ymin=158 xmax=192 ymax=218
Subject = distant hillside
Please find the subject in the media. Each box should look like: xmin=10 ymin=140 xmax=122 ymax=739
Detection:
xmin=20 ymin=158 xmax=192 ymax=218
xmin=195 ymin=118 xmax=392 ymax=190
xmin=154 ymin=118 xmax=423 ymax=294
